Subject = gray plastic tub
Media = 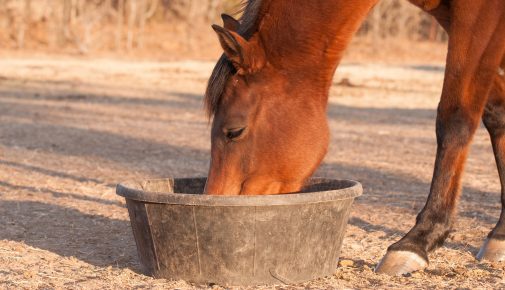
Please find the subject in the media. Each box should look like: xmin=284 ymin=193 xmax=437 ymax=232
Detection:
xmin=116 ymin=177 xmax=362 ymax=286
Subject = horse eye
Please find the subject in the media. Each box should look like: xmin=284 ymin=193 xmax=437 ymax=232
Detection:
xmin=226 ymin=127 xmax=245 ymax=140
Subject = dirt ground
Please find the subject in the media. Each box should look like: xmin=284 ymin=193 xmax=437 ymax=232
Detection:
xmin=1 ymin=54 xmax=504 ymax=289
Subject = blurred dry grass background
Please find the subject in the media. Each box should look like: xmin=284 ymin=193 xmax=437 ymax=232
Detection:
xmin=0 ymin=0 xmax=447 ymax=60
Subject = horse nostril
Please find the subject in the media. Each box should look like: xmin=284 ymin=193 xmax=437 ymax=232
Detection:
xmin=225 ymin=127 xmax=246 ymax=140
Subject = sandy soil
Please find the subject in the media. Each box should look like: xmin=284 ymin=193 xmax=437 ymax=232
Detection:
xmin=1 ymin=56 xmax=504 ymax=289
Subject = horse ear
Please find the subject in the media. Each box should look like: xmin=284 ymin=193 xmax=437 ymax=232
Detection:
xmin=212 ymin=25 xmax=246 ymax=72
xmin=221 ymin=14 xmax=239 ymax=32
xmin=212 ymin=24 xmax=265 ymax=75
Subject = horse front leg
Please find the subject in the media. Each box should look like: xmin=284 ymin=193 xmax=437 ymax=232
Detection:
xmin=375 ymin=87 xmax=486 ymax=275
xmin=375 ymin=1 xmax=505 ymax=275
xmin=477 ymin=58 xmax=505 ymax=261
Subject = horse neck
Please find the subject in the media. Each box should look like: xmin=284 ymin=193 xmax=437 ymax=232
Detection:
xmin=257 ymin=0 xmax=378 ymax=98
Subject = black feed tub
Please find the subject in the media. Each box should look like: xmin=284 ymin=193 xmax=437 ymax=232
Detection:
xmin=116 ymin=177 xmax=362 ymax=286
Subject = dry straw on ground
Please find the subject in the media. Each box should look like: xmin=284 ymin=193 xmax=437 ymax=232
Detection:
xmin=1 ymin=47 xmax=504 ymax=288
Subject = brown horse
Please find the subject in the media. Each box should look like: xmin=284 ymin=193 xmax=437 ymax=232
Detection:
xmin=203 ymin=0 xmax=505 ymax=276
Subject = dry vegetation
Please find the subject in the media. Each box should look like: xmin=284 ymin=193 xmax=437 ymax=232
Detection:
xmin=0 ymin=0 xmax=446 ymax=58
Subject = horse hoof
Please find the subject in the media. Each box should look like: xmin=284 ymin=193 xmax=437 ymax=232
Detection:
xmin=375 ymin=251 xmax=428 ymax=275
xmin=477 ymin=238 xmax=505 ymax=262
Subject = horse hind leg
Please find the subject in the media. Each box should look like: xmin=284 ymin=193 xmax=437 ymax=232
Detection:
xmin=478 ymin=58 xmax=505 ymax=262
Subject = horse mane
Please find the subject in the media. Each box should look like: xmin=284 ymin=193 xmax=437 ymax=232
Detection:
xmin=204 ymin=0 xmax=264 ymax=118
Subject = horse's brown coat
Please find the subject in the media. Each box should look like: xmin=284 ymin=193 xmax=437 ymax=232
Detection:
xmin=204 ymin=0 xmax=505 ymax=274
xmin=205 ymin=1 xmax=376 ymax=195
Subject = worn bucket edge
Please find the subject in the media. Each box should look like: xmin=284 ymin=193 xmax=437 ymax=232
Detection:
xmin=116 ymin=177 xmax=362 ymax=207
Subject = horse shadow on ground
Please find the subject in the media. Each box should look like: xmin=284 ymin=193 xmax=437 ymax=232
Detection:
xmin=318 ymin=161 xmax=499 ymax=254
xmin=0 ymin=75 xmax=210 ymax=179
xmin=338 ymin=63 xmax=445 ymax=74
xmin=319 ymin=162 xmax=500 ymax=222
xmin=0 ymin=75 xmax=204 ymax=109
xmin=326 ymin=103 xmax=436 ymax=127
xmin=407 ymin=64 xmax=445 ymax=73
xmin=0 ymin=118 xmax=209 ymax=179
